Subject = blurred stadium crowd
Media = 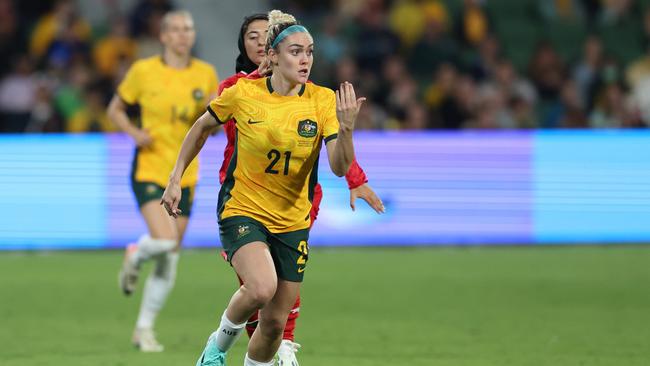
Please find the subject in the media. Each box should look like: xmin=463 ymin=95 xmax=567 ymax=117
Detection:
xmin=3 ymin=0 xmax=650 ymax=132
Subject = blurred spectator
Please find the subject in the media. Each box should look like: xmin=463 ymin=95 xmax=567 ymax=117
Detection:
xmin=4 ymin=0 xmax=650 ymax=133
xmin=537 ymin=0 xmax=586 ymax=22
xmin=93 ymin=17 xmax=137 ymax=80
xmin=53 ymin=62 xmax=93 ymax=130
xmin=408 ymin=5 xmax=458 ymax=79
xmin=599 ymin=0 xmax=633 ymax=25
xmin=573 ymin=35 xmax=603 ymax=109
xmin=374 ymin=55 xmax=409 ymax=106
xmin=546 ymin=80 xmax=589 ymax=128
xmin=472 ymin=85 xmax=515 ymax=129
xmin=509 ymin=96 xmax=537 ymax=129
xmin=25 ymin=83 xmax=59 ymax=132
xmin=0 ymin=55 xmax=37 ymax=132
xmin=402 ymin=101 xmax=429 ymax=129
xmin=528 ymin=41 xmax=566 ymax=101
xmin=130 ymin=0 xmax=173 ymax=37
xmin=589 ymin=82 xmax=641 ymax=128
xmin=135 ymin=9 xmax=163 ymax=59
xmin=334 ymin=56 xmax=362 ymax=87
xmin=355 ymin=101 xmax=390 ymax=130
xmin=29 ymin=0 xmax=91 ymax=65
xmin=626 ymin=12 xmax=650 ymax=126
xmin=423 ymin=62 xmax=457 ymax=112
xmin=490 ymin=59 xmax=538 ymax=106
xmin=353 ymin=0 xmax=400 ymax=73
xmin=385 ymin=76 xmax=418 ymax=124
xmin=388 ymin=0 xmax=427 ymax=48
xmin=466 ymin=34 xmax=501 ymax=82
xmin=455 ymin=0 xmax=490 ymax=47
xmin=316 ymin=15 xmax=346 ymax=65
xmin=0 ymin=0 xmax=25 ymax=78
xmin=67 ymin=81 xmax=116 ymax=132
xmin=435 ymin=75 xmax=477 ymax=129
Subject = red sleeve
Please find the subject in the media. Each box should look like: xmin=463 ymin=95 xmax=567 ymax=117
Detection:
xmin=218 ymin=120 xmax=236 ymax=184
xmin=217 ymin=73 xmax=245 ymax=96
xmin=217 ymin=73 xmax=245 ymax=184
xmin=344 ymin=157 xmax=368 ymax=189
xmin=246 ymin=69 xmax=261 ymax=79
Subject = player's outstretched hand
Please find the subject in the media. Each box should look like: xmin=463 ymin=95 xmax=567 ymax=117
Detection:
xmin=336 ymin=81 xmax=365 ymax=132
xmin=350 ymin=183 xmax=385 ymax=214
xmin=160 ymin=181 xmax=183 ymax=218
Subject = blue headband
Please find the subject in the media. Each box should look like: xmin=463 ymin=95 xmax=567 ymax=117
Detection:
xmin=271 ymin=25 xmax=309 ymax=48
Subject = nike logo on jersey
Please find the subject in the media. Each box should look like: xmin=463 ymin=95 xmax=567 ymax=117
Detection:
xmin=248 ymin=119 xmax=264 ymax=124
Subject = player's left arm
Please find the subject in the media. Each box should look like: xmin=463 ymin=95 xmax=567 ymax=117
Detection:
xmin=326 ymin=82 xmax=365 ymax=177
xmin=345 ymin=159 xmax=384 ymax=213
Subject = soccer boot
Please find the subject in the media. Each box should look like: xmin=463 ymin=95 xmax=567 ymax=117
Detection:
xmin=277 ymin=340 xmax=300 ymax=366
xmin=196 ymin=331 xmax=226 ymax=366
xmin=132 ymin=327 xmax=164 ymax=352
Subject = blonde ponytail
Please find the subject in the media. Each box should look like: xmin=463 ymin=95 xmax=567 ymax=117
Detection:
xmin=268 ymin=9 xmax=296 ymax=27
xmin=266 ymin=9 xmax=303 ymax=51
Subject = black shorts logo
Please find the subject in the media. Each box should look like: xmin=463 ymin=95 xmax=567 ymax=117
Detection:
xmin=297 ymin=119 xmax=318 ymax=138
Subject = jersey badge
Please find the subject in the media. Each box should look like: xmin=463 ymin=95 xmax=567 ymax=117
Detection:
xmin=297 ymin=119 xmax=318 ymax=138
xmin=192 ymin=88 xmax=204 ymax=101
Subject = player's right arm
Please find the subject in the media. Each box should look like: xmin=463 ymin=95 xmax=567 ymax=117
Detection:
xmin=162 ymin=80 xmax=238 ymax=217
xmin=107 ymin=96 xmax=152 ymax=147
xmin=107 ymin=61 xmax=152 ymax=147
xmin=161 ymin=111 xmax=218 ymax=217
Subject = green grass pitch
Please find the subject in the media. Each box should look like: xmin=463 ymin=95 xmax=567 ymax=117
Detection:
xmin=1 ymin=246 xmax=649 ymax=365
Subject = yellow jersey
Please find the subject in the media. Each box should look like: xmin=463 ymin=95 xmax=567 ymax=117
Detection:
xmin=208 ymin=77 xmax=340 ymax=233
xmin=117 ymin=56 xmax=218 ymax=187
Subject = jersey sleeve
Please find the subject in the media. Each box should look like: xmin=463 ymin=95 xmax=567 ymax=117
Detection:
xmin=321 ymin=89 xmax=339 ymax=143
xmin=208 ymin=81 xmax=239 ymax=124
xmin=217 ymin=73 xmax=242 ymax=96
xmin=116 ymin=62 xmax=142 ymax=104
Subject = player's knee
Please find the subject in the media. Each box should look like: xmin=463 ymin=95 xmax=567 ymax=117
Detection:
xmin=243 ymin=280 xmax=277 ymax=307
xmin=259 ymin=317 xmax=285 ymax=339
xmin=151 ymin=237 xmax=177 ymax=252
xmin=140 ymin=236 xmax=177 ymax=254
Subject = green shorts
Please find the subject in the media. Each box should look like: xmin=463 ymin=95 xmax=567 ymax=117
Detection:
xmin=219 ymin=216 xmax=310 ymax=282
xmin=131 ymin=180 xmax=194 ymax=217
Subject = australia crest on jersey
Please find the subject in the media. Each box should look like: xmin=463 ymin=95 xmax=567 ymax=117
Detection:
xmin=297 ymin=119 xmax=318 ymax=138
xmin=192 ymin=88 xmax=204 ymax=101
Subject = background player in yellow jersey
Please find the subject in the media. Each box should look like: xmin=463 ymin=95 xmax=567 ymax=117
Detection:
xmin=107 ymin=10 xmax=218 ymax=352
xmin=161 ymin=9 xmax=364 ymax=366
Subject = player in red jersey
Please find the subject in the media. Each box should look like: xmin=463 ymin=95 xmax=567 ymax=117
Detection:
xmin=217 ymin=13 xmax=384 ymax=365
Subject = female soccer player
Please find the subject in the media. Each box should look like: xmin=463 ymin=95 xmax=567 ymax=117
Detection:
xmin=218 ymin=13 xmax=383 ymax=365
xmin=161 ymin=10 xmax=367 ymax=366
xmin=107 ymin=10 xmax=218 ymax=352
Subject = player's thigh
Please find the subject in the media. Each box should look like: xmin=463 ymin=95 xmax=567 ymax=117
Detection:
xmin=140 ymin=200 xmax=177 ymax=240
xmin=231 ymin=241 xmax=277 ymax=292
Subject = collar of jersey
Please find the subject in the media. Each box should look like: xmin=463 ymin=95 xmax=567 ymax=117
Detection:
xmin=266 ymin=77 xmax=306 ymax=97
xmin=159 ymin=55 xmax=193 ymax=69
